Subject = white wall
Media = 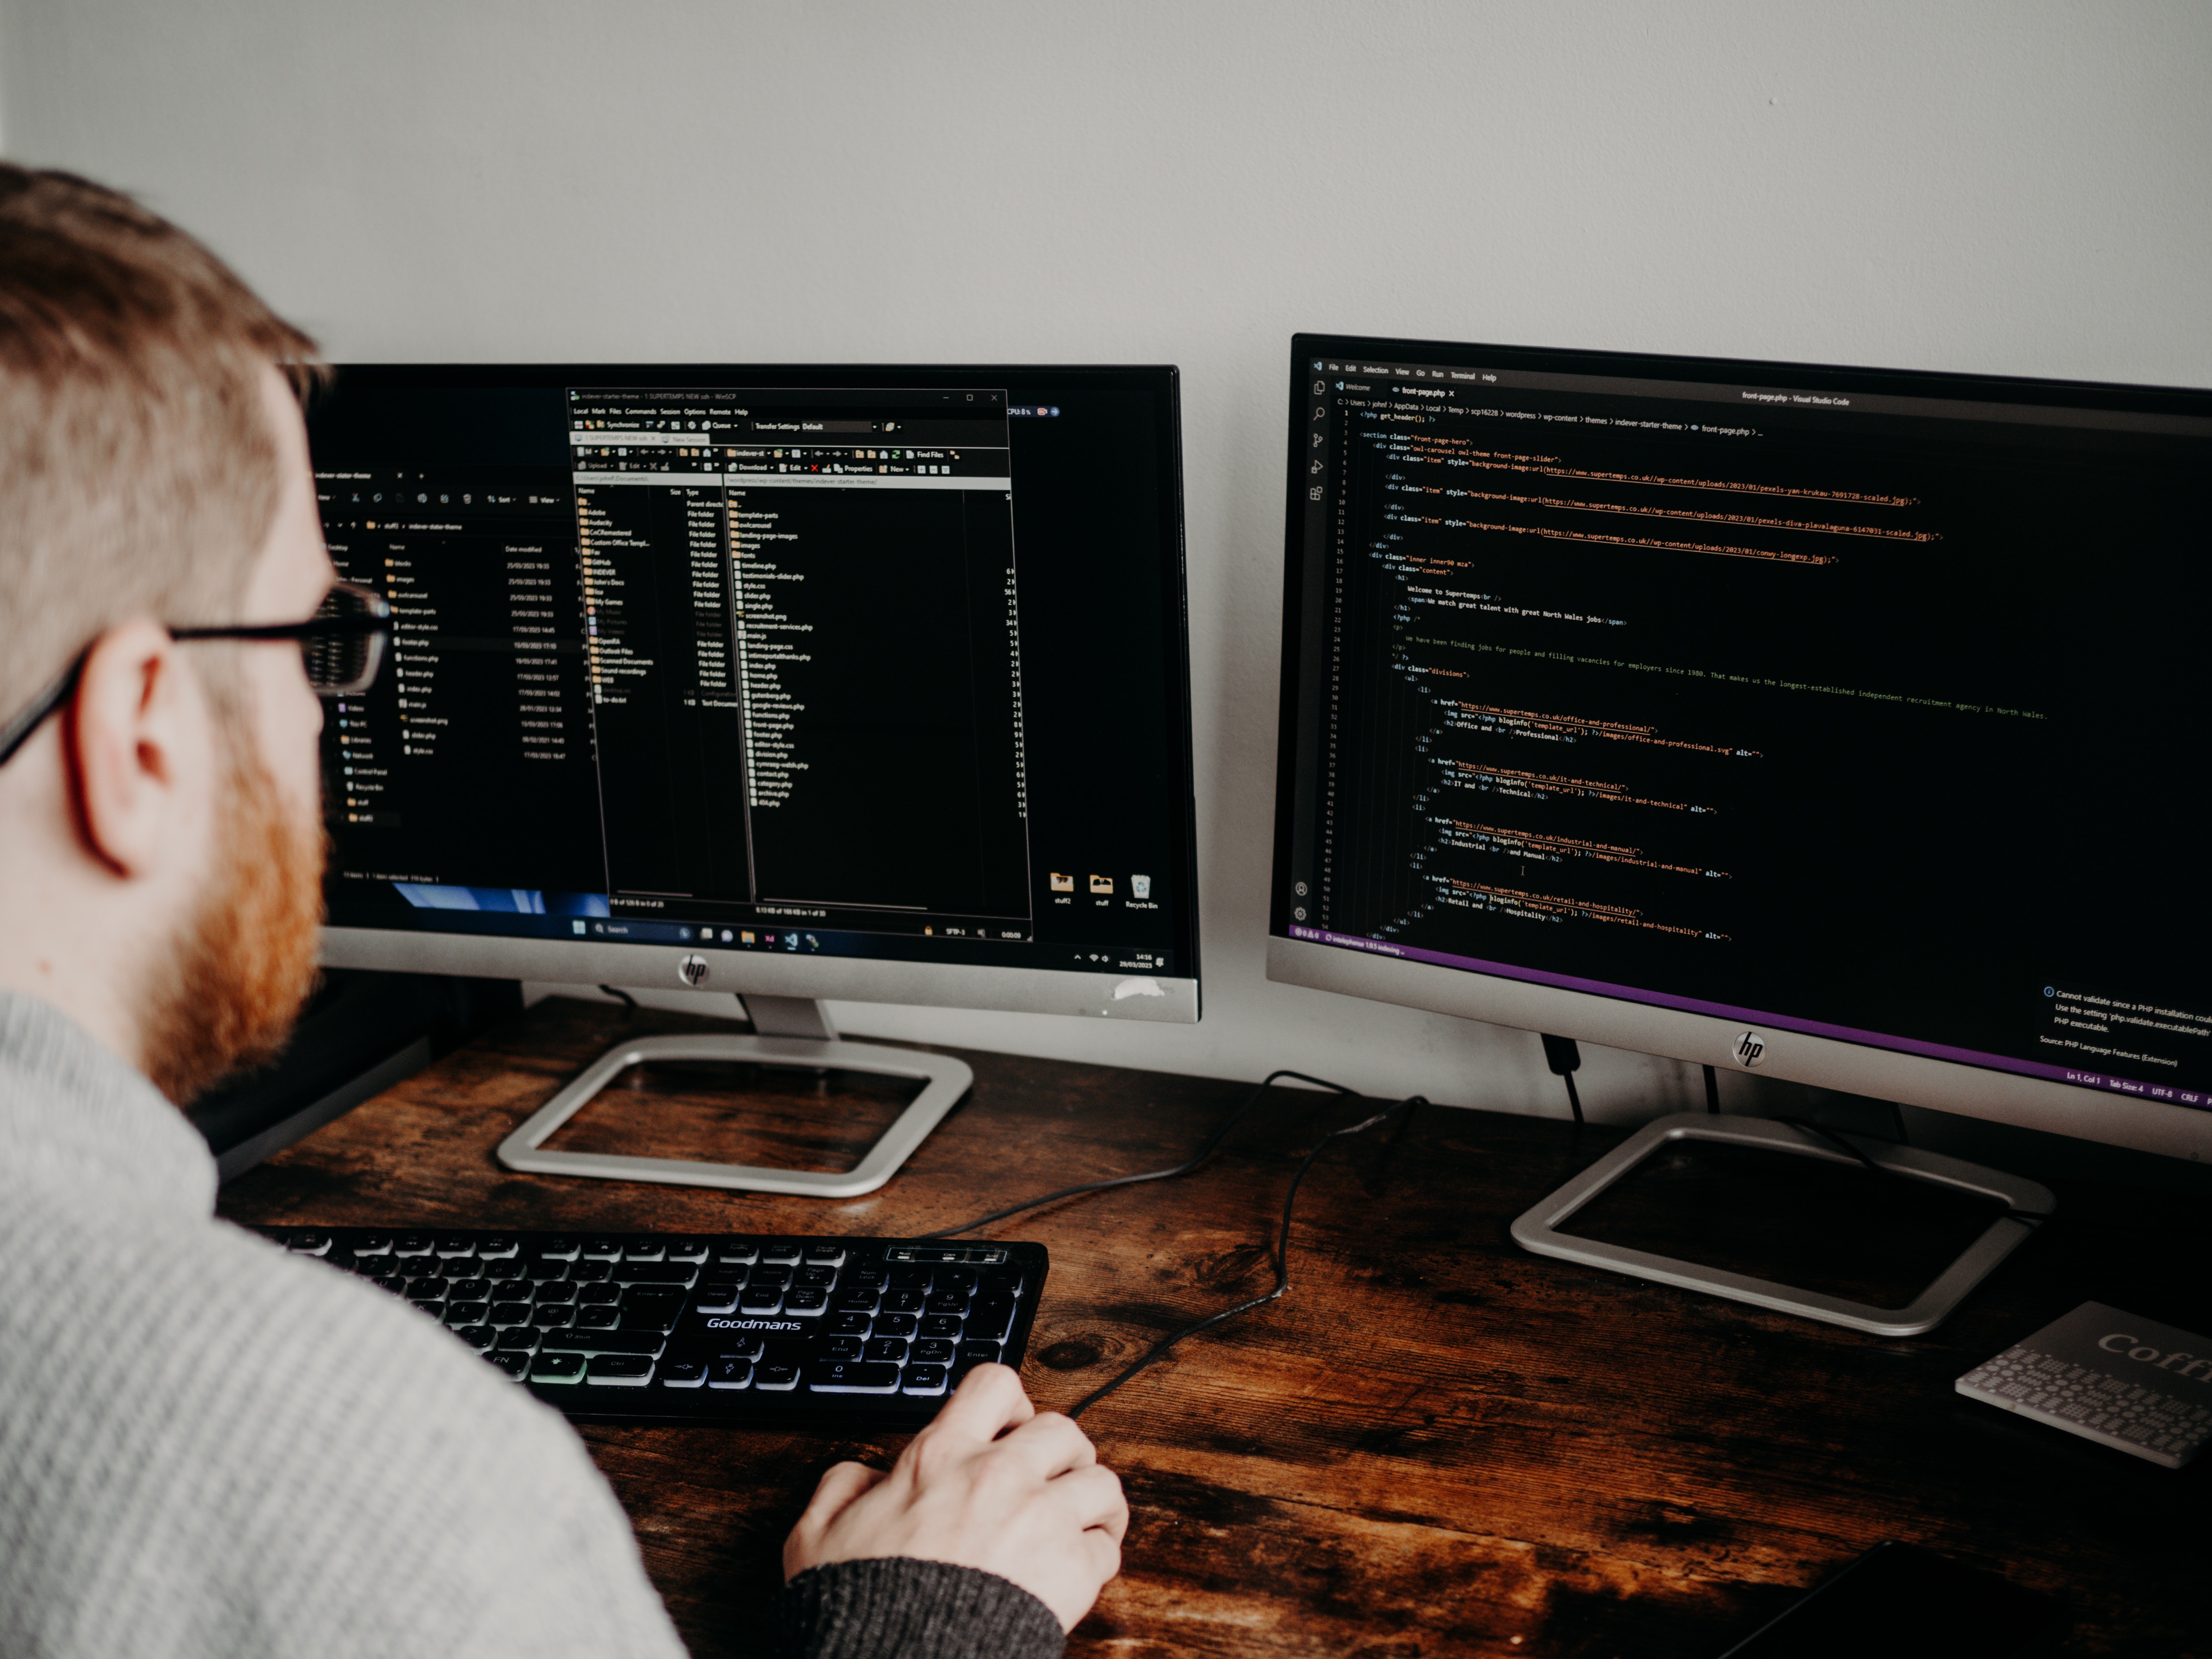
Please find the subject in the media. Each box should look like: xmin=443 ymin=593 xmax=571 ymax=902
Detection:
xmin=7 ymin=2 xmax=2209 ymax=1120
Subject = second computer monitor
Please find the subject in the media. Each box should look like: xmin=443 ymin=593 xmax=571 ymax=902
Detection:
xmin=1270 ymin=332 xmax=2212 ymax=1158
xmin=308 ymin=364 xmax=1197 ymax=1021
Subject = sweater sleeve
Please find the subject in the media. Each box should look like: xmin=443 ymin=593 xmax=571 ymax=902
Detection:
xmin=774 ymin=1560 xmax=1066 ymax=1659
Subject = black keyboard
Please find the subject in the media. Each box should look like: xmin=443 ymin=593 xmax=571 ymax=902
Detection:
xmin=258 ymin=1226 xmax=1048 ymax=1427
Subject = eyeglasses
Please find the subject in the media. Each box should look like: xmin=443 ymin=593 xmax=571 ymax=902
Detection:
xmin=174 ymin=580 xmax=391 ymax=697
xmin=0 ymin=580 xmax=391 ymax=769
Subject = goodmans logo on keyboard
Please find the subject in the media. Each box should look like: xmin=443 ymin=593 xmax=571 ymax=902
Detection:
xmin=706 ymin=1317 xmax=803 ymax=1332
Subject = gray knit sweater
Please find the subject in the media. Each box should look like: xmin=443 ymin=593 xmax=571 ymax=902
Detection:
xmin=0 ymin=991 xmax=1064 ymax=1659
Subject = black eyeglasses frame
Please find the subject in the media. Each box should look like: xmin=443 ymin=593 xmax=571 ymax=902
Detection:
xmin=0 ymin=582 xmax=391 ymax=769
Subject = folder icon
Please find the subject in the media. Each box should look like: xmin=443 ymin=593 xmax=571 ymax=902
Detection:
xmin=1050 ymin=873 xmax=1074 ymax=892
xmin=1089 ymin=874 xmax=1114 ymax=895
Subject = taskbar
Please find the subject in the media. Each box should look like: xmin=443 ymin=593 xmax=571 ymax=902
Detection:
xmin=341 ymin=902 xmax=1177 ymax=979
xmin=607 ymin=895 xmax=1030 ymax=945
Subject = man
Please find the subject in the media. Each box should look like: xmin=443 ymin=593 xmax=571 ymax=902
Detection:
xmin=0 ymin=166 xmax=1126 ymax=1658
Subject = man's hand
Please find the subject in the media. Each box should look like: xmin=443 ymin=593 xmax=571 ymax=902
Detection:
xmin=782 ymin=1364 xmax=1127 ymax=1632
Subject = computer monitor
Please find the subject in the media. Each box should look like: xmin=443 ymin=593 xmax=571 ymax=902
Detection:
xmin=306 ymin=363 xmax=1197 ymax=1193
xmin=1269 ymin=332 xmax=2212 ymax=1171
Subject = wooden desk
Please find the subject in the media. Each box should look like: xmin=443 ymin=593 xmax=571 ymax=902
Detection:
xmin=220 ymin=997 xmax=2208 ymax=1656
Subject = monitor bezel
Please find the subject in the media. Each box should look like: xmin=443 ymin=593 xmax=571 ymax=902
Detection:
xmin=1269 ymin=331 xmax=2212 ymax=1158
xmin=314 ymin=361 xmax=1201 ymax=1025
xmin=328 ymin=926 xmax=1199 ymax=1022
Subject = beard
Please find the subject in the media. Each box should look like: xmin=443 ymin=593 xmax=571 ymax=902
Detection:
xmin=141 ymin=740 xmax=326 ymax=1106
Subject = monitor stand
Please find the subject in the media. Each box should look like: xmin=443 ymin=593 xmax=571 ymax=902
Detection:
xmin=1510 ymin=1111 xmax=2055 ymax=1338
xmin=495 ymin=994 xmax=974 ymax=1199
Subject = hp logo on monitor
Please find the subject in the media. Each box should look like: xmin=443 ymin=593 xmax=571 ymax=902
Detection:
xmin=1730 ymin=1029 xmax=1769 ymax=1069
xmin=677 ymin=953 xmax=711 ymax=987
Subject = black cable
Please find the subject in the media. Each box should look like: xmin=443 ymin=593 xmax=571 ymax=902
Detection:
xmin=1704 ymin=1063 xmax=1720 ymax=1115
xmin=1772 ymin=1114 xmax=2059 ymax=1230
xmin=920 ymin=1069 xmax=1359 ymax=1241
xmin=1771 ymin=1115 xmax=2061 ymax=1237
xmin=1539 ymin=1034 xmax=1584 ymax=1126
xmin=1771 ymin=1114 xmax=1903 ymax=1181
xmin=1065 ymin=1093 xmax=1425 ymax=1419
xmin=1768 ymin=1115 xmax=2212 ymax=1238
xmin=597 ymin=984 xmax=639 ymax=1010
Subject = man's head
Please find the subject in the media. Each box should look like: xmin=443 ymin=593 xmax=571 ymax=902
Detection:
xmin=0 ymin=167 xmax=334 ymax=1102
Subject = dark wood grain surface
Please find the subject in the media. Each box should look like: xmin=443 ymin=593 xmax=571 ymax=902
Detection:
xmin=219 ymin=996 xmax=2212 ymax=1657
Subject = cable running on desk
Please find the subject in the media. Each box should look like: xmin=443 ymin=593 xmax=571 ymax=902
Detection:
xmin=919 ymin=1069 xmax=1360 ymax=1240
xmin=924 ymin=1070 xmax=1423 ymax=1419
xmin=1063 ymin=1092 xmax=1424 ymax=1418
xmin=1771 ymin=1115 xmax=2212 ymax=1239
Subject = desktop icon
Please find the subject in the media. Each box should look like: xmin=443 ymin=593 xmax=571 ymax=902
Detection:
xmin=1050 ymin=872 xmax=1074 ymax=892
xmin=1131 ymin=875 xmax=1151 ymax=900
xmin=742 ymin=930 xmax=756 ymax=944
xmin=1089 ymin=875 xmax=1113 ymax=895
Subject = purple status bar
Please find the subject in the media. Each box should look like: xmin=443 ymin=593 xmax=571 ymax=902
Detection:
xmin=1287 ymin=926 xmax=2212 ymax=1112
